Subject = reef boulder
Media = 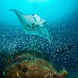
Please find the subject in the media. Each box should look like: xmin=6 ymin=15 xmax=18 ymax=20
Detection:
xmin=5 ymin=59 xmax=68 ymax=78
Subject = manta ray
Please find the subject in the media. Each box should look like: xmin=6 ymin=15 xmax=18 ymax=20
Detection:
xmin=10 ymin=9 xmax=50 ymax=41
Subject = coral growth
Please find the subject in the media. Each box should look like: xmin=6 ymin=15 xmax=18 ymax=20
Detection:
xmin=0 ymin=50 xmax=68 ymax=78
xmin=5 ymin=59 xmax=68 ymax=78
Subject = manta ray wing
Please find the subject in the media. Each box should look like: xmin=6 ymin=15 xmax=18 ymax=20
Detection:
xmin=10 ymin=9 xmax=50 ymax=41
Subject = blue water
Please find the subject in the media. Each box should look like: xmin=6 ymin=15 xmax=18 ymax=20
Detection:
xmin=0 ymin=0 xmax=78 ymax=78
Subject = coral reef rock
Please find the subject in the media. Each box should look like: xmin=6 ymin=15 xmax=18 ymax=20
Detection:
xmin=5 ymin=59 xmax=68 ymax=78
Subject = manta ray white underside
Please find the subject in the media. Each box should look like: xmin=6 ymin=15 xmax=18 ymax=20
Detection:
xmin=10 ymin=9 xmax=50 ymax=41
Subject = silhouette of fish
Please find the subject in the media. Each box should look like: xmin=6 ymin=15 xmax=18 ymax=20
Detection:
xmin=10 ymin=9 xmax=50 ymax=41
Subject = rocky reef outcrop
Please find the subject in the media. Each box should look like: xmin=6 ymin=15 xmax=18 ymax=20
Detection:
xmin=5 ymin=59 xmax=68 ymax=78
xmin=0 ymin=50 xmax=68 ymax=78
